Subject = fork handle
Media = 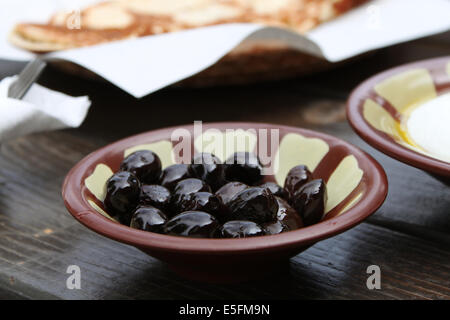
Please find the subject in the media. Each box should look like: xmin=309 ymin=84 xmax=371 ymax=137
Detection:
xmin=7 ymin=59 xmax=47 ymax=100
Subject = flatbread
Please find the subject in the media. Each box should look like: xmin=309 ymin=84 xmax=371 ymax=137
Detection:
xmin=9 ymin=0 xmax=368 ymax=53
xmin=9 ymin=0 xmax=368 ymax=86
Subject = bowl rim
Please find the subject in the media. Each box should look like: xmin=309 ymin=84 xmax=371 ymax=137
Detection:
xmin=62 ymin=122 xmax=388 ymax=254
xmin=347 ymin=56 xmax=450 ymax=178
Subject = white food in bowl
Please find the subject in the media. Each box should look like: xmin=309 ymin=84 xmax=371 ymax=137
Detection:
xmin=407 ymin=93 xmax=450 ymax=163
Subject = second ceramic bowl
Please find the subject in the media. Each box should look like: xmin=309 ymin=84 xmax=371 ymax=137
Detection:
xmin=62 ymin=122 xmax=388 ymax=282
xmin=347 ymin=56 xmax=450 ymax=185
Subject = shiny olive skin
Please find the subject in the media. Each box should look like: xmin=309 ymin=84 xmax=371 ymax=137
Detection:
xmin=170 ymin=178 xmax=211 ymax=213
xmin=120 ymin=150 xmax=162 ymax=184
xmin=164 ymin=211 xmax=219 ymax=238
xmin=177 ymin=192 xmax=227 ymax=219
xmin=104 ymin=171 xmax=141 ymax=224
xmin=284 ymin=165 xmax=313 ymax=200
xmin=189 ymin=153 xmax=227 ymax=191
xmin=215 ymin=181 xmax=248 ymax=206
xmin=259 ymin=182 xmax=288 ymax=199
xmin=228 ymin=187 xmax=278 ymax=224
xmin=172 ymin=178 xmax=211 ymax=199
xmin=218 ymin=220 xmax=265 ymax=238
xmin=292 ymin=179 xmax=327 ymax=226
xmin=139 ymin=184 xmax=171 ymax=211
xmin=130 ymin=205 xmax=167 ymax=234
xmin=275 ymin=196 xmax=303 ymax=230
xmin=159 ymin=164 xmax=191 ymax=190
xmin=225 ymin=152 xmax=263 ymax=185
xmin=263 ymin=220 xmax=289 ymax=235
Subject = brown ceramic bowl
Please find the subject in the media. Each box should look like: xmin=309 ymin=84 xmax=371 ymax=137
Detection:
xmin=347 ymin=56 xmax=450 ymax=185
xmin=62 ymin=122 xmax=387 ymax=283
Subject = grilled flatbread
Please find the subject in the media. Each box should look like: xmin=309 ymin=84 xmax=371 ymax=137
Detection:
xmin=9 ymin=0 xmax=367 ymax=86
xmin=10 ymin=0 xmax=368 ymax=53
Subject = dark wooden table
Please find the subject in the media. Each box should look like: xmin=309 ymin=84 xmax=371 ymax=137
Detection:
xmin=0 ymin=32 xmax=449 ymax=300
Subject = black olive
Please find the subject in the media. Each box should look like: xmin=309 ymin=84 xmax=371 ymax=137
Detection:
xmin=263 ymin=220 xmax=289 ymax=235
xmin=227 ymin=187 xmax=278 ymax=224
xmin=130 ymin=205 xmax=167 ymax=234
xmin=275 ymin=196 xmax=304 ymax=230
xmin=215 ymin=181 xmax=248 ymax=205
xmin=172 ymin=178 xmax=211 ymax=198
xmin=259 ymin=182 xmax=288 ymax=199
xmin=218 ymin=220 xmax=265 ymax=238
xmin=139 ymin=184 xmax=171 ymax=211
xmin=189 ymin=153 xmax=227 ymax=191
xmin=291 ymin=179 xmax=327 ymax=226
xmin=177 ymin=192 xmax=227 ymax=219
xmin=170 ymin=178 xmax=211 ymax=213
xmin=120 ymin=150 xmax=161 ymax=184
xmin=164 ymin=211 xmax=219 ymax=238
xmin=159 ymin=164 xmax=191 ymax=190
xmin=284 ymin=165 xmax=313 ymax=200
xmin=104 ymin=171 xmax=141 ymax=224
xmin=225 ymin=152 xmax=262 ymax=185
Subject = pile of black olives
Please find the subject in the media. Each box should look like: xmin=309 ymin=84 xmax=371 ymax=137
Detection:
xmin=103 ymin=150 xmax=328 ymax=239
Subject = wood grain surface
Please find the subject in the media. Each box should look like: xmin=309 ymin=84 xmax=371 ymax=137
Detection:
xmin=0 ymin=31 xmax=449 ymax=300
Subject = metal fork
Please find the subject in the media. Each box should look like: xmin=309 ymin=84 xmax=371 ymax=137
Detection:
xmin=7 ymin=59 xmax=47 ymax=99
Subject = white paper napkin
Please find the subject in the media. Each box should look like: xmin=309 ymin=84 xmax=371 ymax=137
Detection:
xmin=1 ymin=0 xmax=450 ymax=98
xmin=0 ymin=76 xmax=91 ymax=143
